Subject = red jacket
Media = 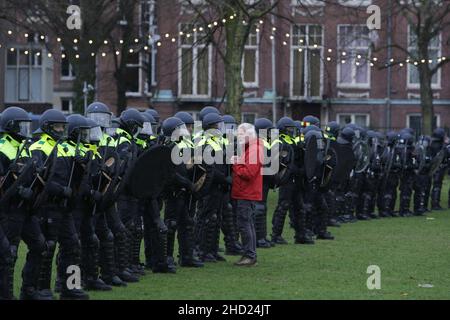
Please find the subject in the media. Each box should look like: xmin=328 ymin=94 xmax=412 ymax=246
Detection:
xmin=231 ymin=138 xmax=263 ymax=201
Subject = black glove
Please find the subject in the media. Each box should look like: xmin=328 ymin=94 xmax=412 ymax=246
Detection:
xmin=90 ymin=190 xmax=102 ymax=202
xmin=62 ymin=186 xmax=72 ymax=198
xmin=18 ymin=186 xmax=33 ymax=200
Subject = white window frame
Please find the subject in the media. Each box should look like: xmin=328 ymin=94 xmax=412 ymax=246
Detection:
xmin=141 ymin=0 xmax=157 ymax=90
xmin=5 ymin=45 xmax=49 ymax=103
xmin=406 ymin=113 xmax=441 ymax=128
xmin=125 ymin=52 xmax=143 ymax=97
xmin=290 ymin=24 xmax=324 ymax=99
xmin=242 ymin=29 xmax=259 ymax=88
xmin=337 ymin=24 xmax=371 ymax=89
xmin=407 ymin=26 xmax=441 ymax=90
xmin=178 ymin=23 xmax=212 ymax=98
xmin=60 ymin=97 xmax=74 ymax=114
xmin=338 ymin=0 xmax=372 ymax=6
xmin=60 ymin=48 xmax=75 ymax=80
xmin=241 ymin=112 xmax=258 ymax=124
xmin=336 ymin=113 xmax=370 ymax=127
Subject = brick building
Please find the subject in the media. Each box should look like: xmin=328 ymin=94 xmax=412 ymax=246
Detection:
xmin=1 ymin=0 xmax=450 ymax=135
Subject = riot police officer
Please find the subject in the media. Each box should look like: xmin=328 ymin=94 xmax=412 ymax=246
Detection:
xmin=196 ymin=113 xmax=229 ymax=262
xmin=162 ymin=117 xmax=204 ymax=268
xmin=0 ymin=107 xmax=48 ymax=300
xmin=254 ymin=118 xmax=278 ymax=248
xmin=29 ymin=109 xmax=89 ymax=299
xmin=86 ymin=102 xmax=127 ymax=287
xmin=270 ymin=117 xmax=297 ymax=245
xmin=398 ymin=131 xmax=416 ymax=217
xmin=430 ymin=128 xmax=447 ymax=210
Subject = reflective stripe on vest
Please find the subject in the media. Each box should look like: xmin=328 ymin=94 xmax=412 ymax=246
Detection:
xmin=29 ymin=134 xmax=74 ymax=157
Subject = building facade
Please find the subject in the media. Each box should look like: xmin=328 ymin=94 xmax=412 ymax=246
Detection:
xmin=1 ymin=0 xmax=449 ymax=134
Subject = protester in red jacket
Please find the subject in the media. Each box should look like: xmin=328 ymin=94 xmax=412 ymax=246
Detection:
xmin=231 ymin=123 xmax=263 ymax=266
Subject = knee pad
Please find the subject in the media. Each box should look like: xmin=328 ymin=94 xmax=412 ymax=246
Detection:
xmin=164 ymin=219 xmax=177 ymax=231
xmin=46 ymin=240 xmax=57 ymax=254
xmin=254 ymin=203 xmax=266 ymax=216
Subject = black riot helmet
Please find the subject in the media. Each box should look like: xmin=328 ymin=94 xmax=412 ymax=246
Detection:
xmin=119 ymin=108 xmax=145 ymax=136
xmin=174 ymin=112 xmax=195 ymax=126
xmin=67 ymin=114 xmax=90 ymax=144
xmin=140 ymin=112 xmax=156 ymax=137
xmin=255 ymin=118 xmax=274 ymax=131
xmin=223 ymin=115 xmax=237 ymax=135
xmin=302 ymin=115 xmax=320 ymax=128
xmin=337 ymin=127 xmax=355 ymax=145
xmin=432 ymin=128 xmax=446 ymax=142
xmin=146 ymin=109 xmax=160 ymax=124
xmin=0 ymin=106 xmax=32 ymax=139
xmin=401 ymin=132 xmax=414 ymax=146
xmin=86 ymin=102 xmax=112 ymax=129
xmin=162 ymin=117 xmax=189 ymax=139
xmin=325 ymin=121 xmax=340 ymax=139
xmin=199 ymin=106 xmax=220 ymax=121
xmin=175 ymin=111 xmax=195 ymax=134
xmin=202 ymin=113 xmax=224 ymax=131
xmin=277 ymin=117 xmax=296 ymax=136
xmin=386 ymin=131 xmax=399 ymax=146
xmin=38 ymin=109 xmax=68 ymax=141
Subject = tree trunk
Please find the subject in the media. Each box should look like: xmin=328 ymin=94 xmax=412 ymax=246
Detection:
xmin=224 ymin=11 xmax=248 ymax=121
xmin=418 ymin=46 xmax=434 ymax=135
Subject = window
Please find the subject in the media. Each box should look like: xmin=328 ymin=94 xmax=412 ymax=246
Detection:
xmin=242 ymin=29 xmax=259 ymax=87
xmin=141 ymin=0 xmax=157 ymax=87
xmin=179 ymin=23 xmax=211 ymax=97
xmin=407 ymin=114 xmax=440 ymax=136
xmin=337 ymin=25 xmax=371 ymax=88
xmin=291 ymin=0 xmax=325 ymax=6
xmin=407 ymin=26 xmax=441 ymax=89
xmin=125 ymin=52 xmax=140 ymax=94
xmin=338 ymin=0 xmax=372 ymax=6
xmin=291 ymin=25 xmax=323 ymax=98
xmin=5 ymin=47 xmax=48 ymax=102
xmin=337 ymin=113 xmax=370 ymax=128
xmin=61 ymin=49 xmax=75 ymax=79
xmin=242 ymin=112 xmax=257 ymax=124
xmin=61 ymin=97 xmax=73 ymax=114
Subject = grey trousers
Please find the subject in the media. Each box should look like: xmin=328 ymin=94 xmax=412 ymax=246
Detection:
xmin=233 ymin=200 xmax=257 ymax=259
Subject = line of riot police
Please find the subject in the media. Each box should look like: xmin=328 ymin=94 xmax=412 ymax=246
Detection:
xmin=1 ymin=103 xmax=448 ymax=300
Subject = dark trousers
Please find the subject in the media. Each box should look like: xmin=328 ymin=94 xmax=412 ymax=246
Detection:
xmin=233 ymin=200 xmax=257 ymax=260
xmin=39 ymin=205 xmax=80 ymax=293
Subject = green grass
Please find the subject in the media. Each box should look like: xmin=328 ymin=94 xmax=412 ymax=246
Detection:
xmin=13 ymin=181 xmax=450 ymax=300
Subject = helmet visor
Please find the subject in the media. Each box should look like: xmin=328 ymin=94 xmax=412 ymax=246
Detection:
xmin=18 ymin=121 xmax=32 ymax=138
xmin=49 ymin=123 xmax=69 ymax=141
xmin=141 ymin=122 xmax=153 ymax=136
xmin=225 ymin=123 xmax=237 ymax=135
xmin=87 ymin=112 xmax=112 ymax=128
xmin=89 ymin=126 xmax=103 ymax=143
xmin=172 ymin=124 xmax=190 ymax=140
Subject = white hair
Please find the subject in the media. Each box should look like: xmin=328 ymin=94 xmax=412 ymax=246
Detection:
xmin=237 ymin=123 xmax=257 ymax=139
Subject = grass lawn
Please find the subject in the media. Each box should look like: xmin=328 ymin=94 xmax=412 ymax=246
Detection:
xmin=13 ymin=180 xmax=450 ymax=300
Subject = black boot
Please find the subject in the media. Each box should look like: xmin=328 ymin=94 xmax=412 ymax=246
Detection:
xmin=271 ymin=203 xmax=288 ymax=244
xmin=38 ymin=241 xmax=56 ymax=292
xmin=115 ymin=232 xmax=139 ymax=282
xmin=20 ymin=286 xmax=53 ymax=300
xmin=99 ymin=235 xmax=127 ymax=287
